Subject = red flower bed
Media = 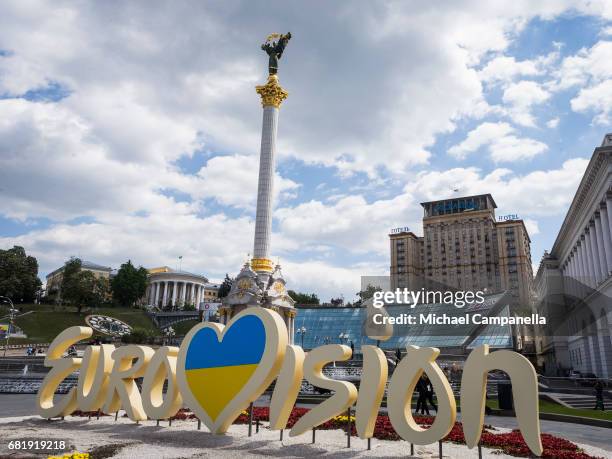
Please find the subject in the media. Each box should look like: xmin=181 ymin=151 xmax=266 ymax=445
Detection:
xmin=229 ymin=406 xmax=601 ymax=459
xmin=170 ymin=408 xmax=197 ymax=420
xmin=71 ymin=410 xmax=110 ymax=417
xmin=234 ymin=406 xmax=271 ymax=424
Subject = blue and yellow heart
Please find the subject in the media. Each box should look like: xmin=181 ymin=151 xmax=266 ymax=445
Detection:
xmin=184 ymin=315 xmax=265 ymax=421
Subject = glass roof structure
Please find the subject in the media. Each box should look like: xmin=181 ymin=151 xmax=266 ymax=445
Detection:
xmin=294 ymin=292 xmax=513 ymax=352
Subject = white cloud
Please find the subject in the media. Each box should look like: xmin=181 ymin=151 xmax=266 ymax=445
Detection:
xmin=1 ymin=212 xmax=255 ymax=286
xmin=556 ymin=40 xmax=612 ymax=89
xmin=405 ymin=158 xmax=589 ymax=217
xmin=553 ymin=40 xmax=612 ymax=123
xmin=449 ymin=122 xmax=514 ymax=159
xmin=0 ymin=1 xmax=601 ymax=179
xmin=502 ymin=80 xmax=551 ymax=126
xmin=546 ymin=117 xmax=560 ymax=128
xmin=0 ymin=1 xmax=609 ymax=299
xmin=276 ymin=194 xmax=418 ymax=257
xmin=449 ymin=122 xmax=548 ymax=162
xmin=192 ymin=155 xmax=300 ymax=210
xmin=479 ymin=56 xmax=542 ymax=84
xmin=570 ymin=79 xmax=612 ymax=124
xmin=524 ymin=219 xmax=540 ymax=236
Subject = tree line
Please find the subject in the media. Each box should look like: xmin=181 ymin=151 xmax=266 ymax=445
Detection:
xmin=58 ymin=258 xmax=148 ymax=313
xmin=0 ymin=246 xmax=148 ymax=312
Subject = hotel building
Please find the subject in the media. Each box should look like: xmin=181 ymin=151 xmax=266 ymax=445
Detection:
xmin=390 ymin=194 xmax=533 ymax=309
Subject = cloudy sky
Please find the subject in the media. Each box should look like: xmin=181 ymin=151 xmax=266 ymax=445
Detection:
xmin=1 ymin=1 xmax=611 ymax=300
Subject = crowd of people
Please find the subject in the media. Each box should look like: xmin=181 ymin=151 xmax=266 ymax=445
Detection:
xmin=25 ymin=346 xmax=45 ymax=356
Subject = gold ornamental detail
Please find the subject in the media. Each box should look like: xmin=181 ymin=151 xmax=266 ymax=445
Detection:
xmin=251 ymin=257 xmax=274 ymax=272
xmin=256 ymin=75 xmax=288 ymax=108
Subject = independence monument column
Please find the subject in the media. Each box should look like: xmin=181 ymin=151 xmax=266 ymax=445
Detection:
xmin=220 ymin=33 xmax=296 ymax=342
xmin=252 ymin=32 xmax=291 ymax=282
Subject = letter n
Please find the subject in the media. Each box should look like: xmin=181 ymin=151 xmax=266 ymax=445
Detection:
xmin=460 ymin=345 xmax=542 ymax=456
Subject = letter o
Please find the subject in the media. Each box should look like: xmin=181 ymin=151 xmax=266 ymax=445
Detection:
xmin=141 ymin=346 xmax=182 ymax=420
xmin=387 ymin=346 xmax=456 ymax=445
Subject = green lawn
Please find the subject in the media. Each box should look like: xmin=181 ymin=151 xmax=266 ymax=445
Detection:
xmin=1 ymin=303 xmax=158 ymax=343
xmin=486 ymin=398 xmax=611 ymax=421
xmin=172 ymin=319 xmax=200 ymax=336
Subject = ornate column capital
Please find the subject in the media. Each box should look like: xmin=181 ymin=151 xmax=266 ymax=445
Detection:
xmin=256 ymin=75 xmax=288 ymax=108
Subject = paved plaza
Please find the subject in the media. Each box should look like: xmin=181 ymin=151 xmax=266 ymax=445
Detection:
xmin=0 ymin=394 xmax=609 ymax=458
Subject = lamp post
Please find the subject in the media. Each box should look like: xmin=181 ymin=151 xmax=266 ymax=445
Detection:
xmin=1 ymin=296 xmax=16 ymax=357
xmin=297 ymin=326 xmax=307 ymax=348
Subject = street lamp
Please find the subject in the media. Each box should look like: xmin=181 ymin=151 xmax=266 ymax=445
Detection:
xmin=297 ymin=326 xmax=307 ymax=348
xmin=0 ymin=296 xmax=16 ymax=357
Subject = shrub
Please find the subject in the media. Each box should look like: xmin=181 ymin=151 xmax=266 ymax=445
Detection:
xmin=120 ymin=327 xmax=156 ymax=344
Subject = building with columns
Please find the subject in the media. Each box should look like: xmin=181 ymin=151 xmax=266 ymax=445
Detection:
xmin=145 ymin=266 xmax=217 ymax=310
xmin=534 ymin=134 xmax=612 ymax=378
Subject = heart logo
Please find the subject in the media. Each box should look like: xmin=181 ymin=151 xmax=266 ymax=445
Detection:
xmin=177 ymin=308 xmax=287 ymax=433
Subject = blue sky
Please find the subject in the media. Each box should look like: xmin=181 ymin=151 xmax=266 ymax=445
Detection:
xmin=0 ymin=1 xmax=611 ymax=300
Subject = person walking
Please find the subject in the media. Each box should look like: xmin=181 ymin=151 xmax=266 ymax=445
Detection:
xmin=594 ymin=380 xmax=605 ymax=411
xmin=415 ymin=375 xmax=430 ymax=415
xmin=425 ymin=375 xmax=437 ymax=413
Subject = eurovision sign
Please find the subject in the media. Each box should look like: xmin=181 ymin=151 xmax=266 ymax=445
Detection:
xmin=36 ymin=308 xmax=543 ymax=455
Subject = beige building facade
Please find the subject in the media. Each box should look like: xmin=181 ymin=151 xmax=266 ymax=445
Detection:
xmin=45 ymin=260 xmax=112 ymax=302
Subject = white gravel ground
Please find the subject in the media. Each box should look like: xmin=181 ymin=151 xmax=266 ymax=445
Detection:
xmin=0 ymin=415 xmax=609 ymax=458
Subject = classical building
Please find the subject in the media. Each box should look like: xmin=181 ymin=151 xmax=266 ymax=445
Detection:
xmin=45 ymin=260 xmax=112 ymax=302
xmin=390 ymin=194 xmax=533 ymax=309
xmin=534 ymin=134 xmax=612 ymax=377
xmin=145 ymin=266 xmax=217 ymax=310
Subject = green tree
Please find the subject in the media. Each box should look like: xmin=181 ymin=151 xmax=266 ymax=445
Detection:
xmin=218 ymin=274 xmax=233 ymax=298
xmin=0 ymin=246 xmax=42 ymax=303
xmin=357 ymin=284 xmax=382 ymax=302
xmin=61 ymin=258 xmax=108 ymax=313
xmin=111 ymin=260 xmax=149 ymax=307
xmin=288 ymin=290 xmax=320 ymax=304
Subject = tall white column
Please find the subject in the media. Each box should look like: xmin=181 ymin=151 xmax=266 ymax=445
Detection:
xmin=570 ymin=255 xmax=578 ymax=296
xmin=576 ymin=242 xmax=584 ymax=283
xmin=172 ymin=281 xmax=177 ymax=308
xmin=583 ymin=233 xmax=595 ymax=287
xmin=253 ymin=106 xmax=278 ymax=261
xmin=162 ymin=281 xmax=169 ymax=308
xmin=578 ymin=239 xmax=589 ymax=292
xmin=252 ymin=75 xmax=287 ymax=281
xmin=154 ymin=282 xmax=160 ymax=307
xmin=588 ymin=223 xmax=603 ymax=285
xmin=197 ymin=285 xmax=202 ymax=308
xmin=606 ymin=195 xmax=612 ymax=234
xmin=181 ymin=282 xmax=186 ymax=307
xmin=594 ymin=213 xmax=608 ymax=280
xmin=599 ymin=203 xmax=612 ymax=274
xmin=564 ymin=259 xmax=572 ymax=297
